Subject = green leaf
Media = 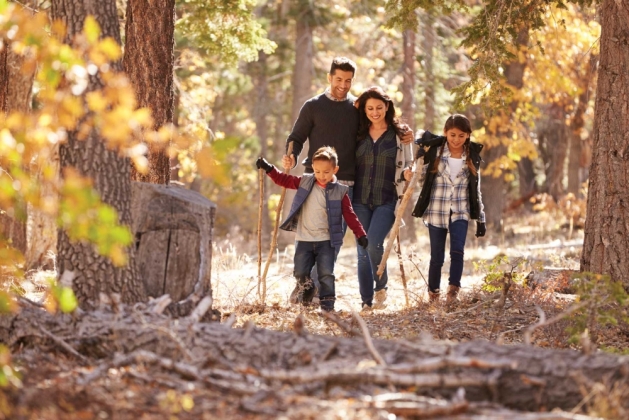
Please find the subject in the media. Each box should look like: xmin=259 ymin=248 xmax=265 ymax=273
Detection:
xmin=0 ymin=0 xmax=7 ymax=14
xmin=58 ymin=287 xmax=78 ymax=313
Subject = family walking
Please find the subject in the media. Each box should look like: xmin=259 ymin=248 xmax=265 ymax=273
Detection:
xmin=256 ymin=57 xmax=486 ymax=313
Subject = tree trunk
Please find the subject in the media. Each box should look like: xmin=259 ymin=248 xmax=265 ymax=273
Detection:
xmin=400 ymin=29 xmax=416 ymax=242
xmin=5 ymin=304 xmax=629 ymax=414
xmin=281 ymin=14 xmax=314 ymax=246
xmin=51 ymin=0 xmax=144 ymax=307
xmin=0 ymin=1 xmax=37 ymax=256
xmin=421 ymin=12 xmax=436 ymax=133
xmin=538 ymin=104 xmax=569 ymax=201
xmin=482 ymin=27 xmax=529 ymax=230
xmin=568 ymin=54 xmax=598 ymax=197
xmin=581 ymin=0 xmax=629 ymax=287
xmin=252 ymin=51 xmax=272 ymax=243
xmin=123 ymin=0 xmax=175 ymax=185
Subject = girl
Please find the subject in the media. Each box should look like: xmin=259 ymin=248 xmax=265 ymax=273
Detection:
xmin=353 ymin=86 xmax=413 ymax=311
xmin=405 ymin=114 xmax=486 ymax=306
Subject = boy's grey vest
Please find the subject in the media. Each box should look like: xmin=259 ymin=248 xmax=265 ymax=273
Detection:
xmin=280 ymin=174 xmax=348 ymax=248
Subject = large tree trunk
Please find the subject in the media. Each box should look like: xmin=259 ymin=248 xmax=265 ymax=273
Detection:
xmin=581 ymin=0 xmax=629 ymax=287
xmin=568 ymin=54 xmax=598 ymax=197
xmin=123 ymin=0 xmax=175 ymax=185
xmin=4 ymin=304 xmax=629 ymax=414
xmin=51 ymin=0 xmax=144 ymax=307
xmin=400 ymin=29 xmax=417 ymax=243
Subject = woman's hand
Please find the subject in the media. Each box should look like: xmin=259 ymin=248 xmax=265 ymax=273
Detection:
xmin=403 ymin=168 xmax=413 ymax=181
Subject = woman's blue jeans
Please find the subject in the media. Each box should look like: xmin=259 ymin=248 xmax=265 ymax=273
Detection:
xmin=427 ymin=219 xmax=468 ymax=292
xmin=353 ymin=201 xmax=396 ymax=305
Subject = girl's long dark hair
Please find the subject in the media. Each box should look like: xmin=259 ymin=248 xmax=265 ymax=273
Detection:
xmin=355 ymin=86 xmax=404 ymax=141
xmin=432 ymin=114 xmax=477 ymax=176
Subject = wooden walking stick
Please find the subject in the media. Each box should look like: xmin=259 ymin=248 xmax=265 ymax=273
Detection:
xmin=376 ymin=155 xmax=423 ymax=279
xmin=257 ymin=168 xmax=264 ymax=299
xmin=260 ymin=142 xmax=294 ymax=305
xmin=395 ymin=233 xmax=410 ymax=307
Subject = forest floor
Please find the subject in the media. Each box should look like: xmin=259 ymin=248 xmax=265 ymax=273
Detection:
xmin=5 ymin=207 xmax=629 ymax=419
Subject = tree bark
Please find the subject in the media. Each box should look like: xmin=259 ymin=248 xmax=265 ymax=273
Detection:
xmin=51 ymin=0 xmax=144 ymax=307
xmin=581 ymin=0 xmax=629 ymax=287
xmin=400 ymin=29 xmax=416 ymax=242
xmin=4 ymin=304 xmax=629 ymax=414
xmin=123 ymin=0 xmax=175 ymax=185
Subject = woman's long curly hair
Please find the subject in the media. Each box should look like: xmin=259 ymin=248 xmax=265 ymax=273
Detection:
xmin=432 ymin=114 xmax=477 ymax=176
xmin=355 ymin=86 xmax=404 ymax=141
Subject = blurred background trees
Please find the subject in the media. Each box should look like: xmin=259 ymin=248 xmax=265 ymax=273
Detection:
xmin=5 ymin=0 xmax=625 ymax=293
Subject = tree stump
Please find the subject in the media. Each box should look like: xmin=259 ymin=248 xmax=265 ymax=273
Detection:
xmin=131 ymin=182 xmax=216 ymax=316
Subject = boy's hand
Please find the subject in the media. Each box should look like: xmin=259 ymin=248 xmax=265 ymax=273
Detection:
xmin=475 ymin=222 xmax=486 ymax=238
xmin=357 ymin=236 xmax=368 ymax=249
xmin=256 ymin=157 xmax=274 ymax=173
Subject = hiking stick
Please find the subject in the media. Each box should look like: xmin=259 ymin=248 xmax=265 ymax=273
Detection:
xmin=260 ymin=142 xmax=294 ymax=304
xmin=376 ymin=156 xmax=422 ymax=279
xmin=395 ymin=233 xmax=409 ymax=307
xmin=257 ymin=168 xmax=264 ymax=299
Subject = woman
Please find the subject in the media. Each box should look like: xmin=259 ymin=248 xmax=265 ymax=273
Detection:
xmin=353 ymin=86 xmax=413 ymax=311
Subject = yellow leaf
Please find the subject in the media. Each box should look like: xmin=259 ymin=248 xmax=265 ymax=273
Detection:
xmin=86 ymin=91 xmax=108 ymax=113
xmin=83 ymin=16 xmax=101 ymax=44
xmin=97 ymin=38 xmax=121 ymax=61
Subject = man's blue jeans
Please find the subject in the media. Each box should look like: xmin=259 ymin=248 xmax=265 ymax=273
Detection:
xmin=294 ymin=240 xmax=336 ymax=310
xmin=310 ymin=186 xmax=353 ymax=294
xmin=353 ymin=201 xmax=396 ymax=305
xmin=427 ymin=219 xmax=468 ymax=292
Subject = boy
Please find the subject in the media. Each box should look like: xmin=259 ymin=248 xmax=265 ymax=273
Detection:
xmin=256 ymin=146 xmax=368 ymax=312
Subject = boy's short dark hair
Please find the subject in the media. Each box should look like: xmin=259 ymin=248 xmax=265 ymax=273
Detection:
xmin=330 ymin=57 xmax=356 ymax=77
xmin=312 ymin=146 xmax=338 ymax=167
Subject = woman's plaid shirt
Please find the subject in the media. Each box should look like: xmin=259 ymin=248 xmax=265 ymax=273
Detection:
xmin=418 ymin=143 xmax=486 ymax=229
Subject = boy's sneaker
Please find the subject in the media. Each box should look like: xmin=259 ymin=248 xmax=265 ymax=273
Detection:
xmin=373 ymin=289 xmax=387 ymax=309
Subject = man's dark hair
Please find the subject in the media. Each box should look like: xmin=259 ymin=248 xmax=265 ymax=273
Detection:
xmin=330 ymin=57 xmax=356 ymax=77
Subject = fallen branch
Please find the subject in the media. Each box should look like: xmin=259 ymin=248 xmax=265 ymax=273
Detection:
xmin=352 ymin=311 xmax=387 ymax=366
xmin=524 ymin=302 xmax=587 ymax=345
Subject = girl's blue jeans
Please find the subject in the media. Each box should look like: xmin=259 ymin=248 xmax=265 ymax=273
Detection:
xmin=352 ymin=201 xmax=396 ymax=305
xmin=427 ymin=219 xmax=468 ymax=292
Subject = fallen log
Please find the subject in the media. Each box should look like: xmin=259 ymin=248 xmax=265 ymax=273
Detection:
xmin=2 ymin=302 xmax=628 ymax=415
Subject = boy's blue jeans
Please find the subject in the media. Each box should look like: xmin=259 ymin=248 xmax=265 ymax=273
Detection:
xmin=427 ymin=219 xmax=468 ymax=292
xmin=294 ymin=240 xmax=336 ymax=310
xmin=309 ymin=186 xmax=353 ymax=296
xmin=352 ymin=201 xmax=396 ymax=305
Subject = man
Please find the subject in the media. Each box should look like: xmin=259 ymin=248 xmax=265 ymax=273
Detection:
xmin=284 ymin=56 xmax=413 ymax=304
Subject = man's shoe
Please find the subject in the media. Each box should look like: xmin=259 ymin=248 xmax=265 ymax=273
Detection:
xmin=375 ymin=289 xmax=387 ymax=304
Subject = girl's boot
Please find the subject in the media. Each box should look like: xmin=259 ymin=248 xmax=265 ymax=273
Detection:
xmin=446 ymin=285 xmax=460 ymax=307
